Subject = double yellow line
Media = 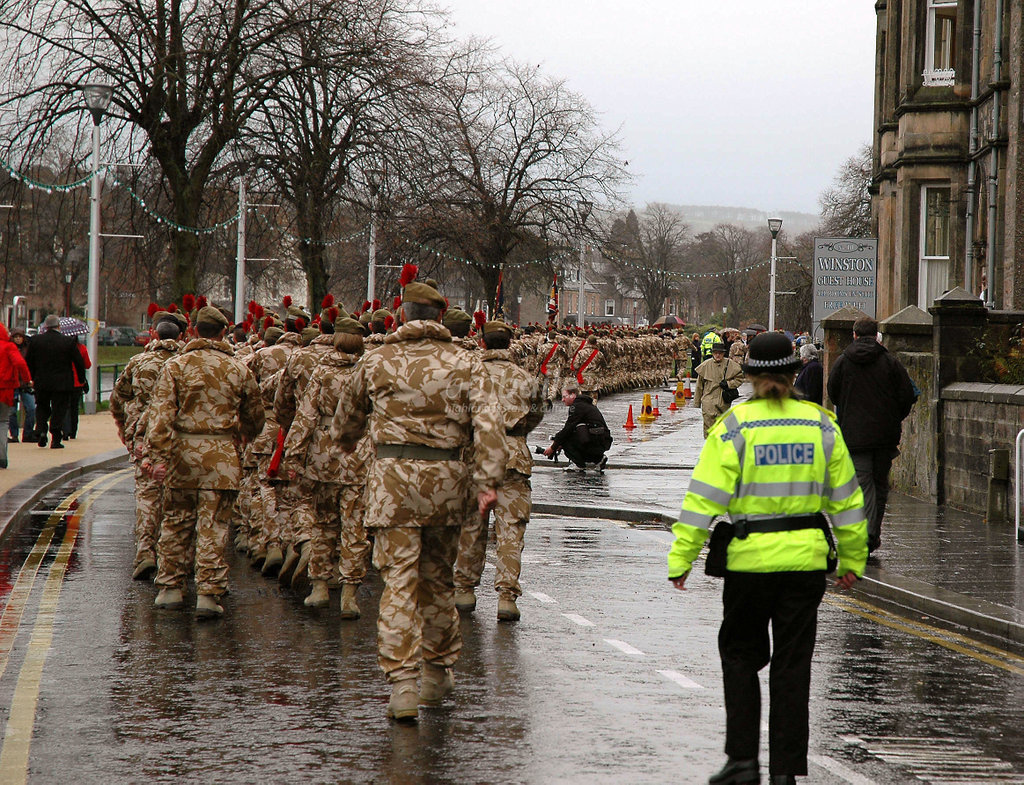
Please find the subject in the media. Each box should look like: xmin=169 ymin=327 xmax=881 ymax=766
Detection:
xmin=825 ymin=592 xmax=1024 ymax=676
xmin=0 ymin=470 xmax=130 ymax=784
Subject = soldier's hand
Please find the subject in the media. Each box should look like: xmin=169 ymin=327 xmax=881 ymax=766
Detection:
xmin=150 ymin=463 xmax=168 ymax=482
xmin=477 ymin=488 xmax=498 ymax=515
xmin=834 ymin=571 xmax=858 ymax=590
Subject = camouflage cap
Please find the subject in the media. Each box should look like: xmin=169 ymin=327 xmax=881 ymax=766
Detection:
xmin=286 ymin=304 xmax=311 ymax=322
xmin=442 ymin=308 xmax=471 ymax=329
xmin=423 ymin=278 xmax=440 ymax=290
xmin=334 ymin=316 xmax=364 ymax=335
xmin=482 ymin=319 xmax=512 ymax=336
xmin=300 ymin=326 xmax=320 ymax=345
xmin=153 ymin=310 xmax=189 ymax=332
xmin=358 ymin=311 xmax=372 ymax=326
xmin=402 ymin=281 xmax=446 ymax=308
xmin=196 ymin=305 xmax=229 ymax=328
xmin=264 ymin=326 xmax=284 ymax=345
xmin=371 ymin=308 xmax=391 ymax=322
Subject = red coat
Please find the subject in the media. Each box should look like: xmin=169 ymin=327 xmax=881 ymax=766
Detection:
xmin=72 ymin=342 xmax=92 ymax=388
xmin=0 ymin=324 xmax=31 ymax=406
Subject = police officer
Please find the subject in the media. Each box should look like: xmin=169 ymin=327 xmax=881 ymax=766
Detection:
xmin=667 ymin=331 xmax=868 ymax=785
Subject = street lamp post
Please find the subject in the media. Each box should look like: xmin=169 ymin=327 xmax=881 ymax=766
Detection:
xmin=366 ymin=169 xmax=383 ymax=303
xmin=767 ymin=217 xmax=783 ymax=332
xmin=82 ymin=83 xmax=112 ymax=414
xmin=65 ymin=272 xmax=72 ymax=317
xmin=576 ymin=199 xmax=592 ymax=328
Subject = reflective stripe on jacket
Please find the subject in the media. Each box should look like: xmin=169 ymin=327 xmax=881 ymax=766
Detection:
xmin=699 ymin=331 xmax=719 ymax=361
xmin=668 ymin=396 xmax=868 ymax=578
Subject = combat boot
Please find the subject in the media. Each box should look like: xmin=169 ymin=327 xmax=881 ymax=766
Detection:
xmin=708 ymin=757 xmax=759 ymax=784
xmin=339 ymin=584 xmax=360 ymax=619
xmin=251 ymin=547 xmax=267 ymax=569
xmin=132 ymin=558 xmax=157 ymax=581
xmin=154 ymin=587 xmax=184 ymax=609
xmin=386 ymin=679 xmax=419 ymax=723
xmin=419 ymin=663 xmax=455 ymax=706
xmin=277 ymin=544 xmax=299 ymax=584
xmin=261 ymin=545 xmax=284 ymax=577
xmin=304 ymin=580 xmax=330 ymax=608
xmin=454 ymin=589 xmax=477 ymax=613
xmin=291 ymin=542 xmax=311 ymax=593
xmin=769 ymin=777 xmax=796 ymax=784
xmin=497 ymin=597 xmax=520 ymax=622
xmin=195 ymin=594 xmax=224 ymax=619
xmin=234 ymin=532 xmax=249 ymax=554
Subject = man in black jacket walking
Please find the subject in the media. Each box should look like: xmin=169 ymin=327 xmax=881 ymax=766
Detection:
xmin=827 ymin=317 xmax=916 ymax=554
xmin=25 ymin=315 xmax=86 ymax=449
xmin=543 ymin=383 xmax=612 ymax=471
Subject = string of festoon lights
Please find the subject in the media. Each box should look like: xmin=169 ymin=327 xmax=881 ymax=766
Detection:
xmin=0 ymin=155 xmax=101 ymax=193
xmin=107 ymin=173 xmax=240 ymax=234
xmin=395 ymin=234 xmax=576 ymax=269
xmin=251 ymin=211 xmax=369 ymax=247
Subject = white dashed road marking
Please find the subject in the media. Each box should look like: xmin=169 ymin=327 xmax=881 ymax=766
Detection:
xmin=657 ymin=669 xmax=704 ymax=690
xmin=562 ymin=613 xmax=595 ymax=627
xmin=528 ymin=591 xmax=556 ymax=604
xmin=605 ymin=639 xmax=645 ymax=656
xmin=808 ymin=754 xmax=877 ymax=785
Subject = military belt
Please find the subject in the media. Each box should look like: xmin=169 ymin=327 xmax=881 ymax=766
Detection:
xmin=733 ymin=514 xmax=825 ymax=540
xmin=175 ymin=431 xmax=233 ymax=440
xmin=376 ymin=444 xmax=462 ymax=461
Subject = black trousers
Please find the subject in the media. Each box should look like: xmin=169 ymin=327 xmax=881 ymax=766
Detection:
xmin=34 ymin=390 xmax=71 ymax=443
xmin=561 ymin=424 xmax=608 ymax=467
xmin=719 ymin=570 xmax=826 ymax=776
xmin=850 ymin=447 xmax=897 ymax=551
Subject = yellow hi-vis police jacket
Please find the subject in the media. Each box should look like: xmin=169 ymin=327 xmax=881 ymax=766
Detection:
xmin=668 ymin=396 xmax=868 ymax=578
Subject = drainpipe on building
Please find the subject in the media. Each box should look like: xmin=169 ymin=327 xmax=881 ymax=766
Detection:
xmin=964 ymin=0 xmax=982 ymax=293
xmin=985 ymin=0 xmax=1004 ymax=309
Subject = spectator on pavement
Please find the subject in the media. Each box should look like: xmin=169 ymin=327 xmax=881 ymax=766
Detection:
xmin=693 ymin=342 xmax=743 ymax=438
xmin=0 ymin=324 xmax=32 ymax=468
xmin=794 ymin=344 xmax=823 ymax=405
xmin=543 ymin=383 xmax=611 ymax=471
xmin=25 ymin=315 xmax=86 ymax=449
xmin=63 ymin=335 xmax=92 ymax=440
xmin=826 ymin=317 xmax=917 ymax=555
xmin=7 ymin=327 xmax=35 ymax=443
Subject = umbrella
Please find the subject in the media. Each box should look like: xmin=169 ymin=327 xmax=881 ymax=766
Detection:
xmin=746 ymin=323 xmax=767 ymax=332
xmin=652 ymin=315 xmax=685 ymax=327
xmin=58 ymin=317 xmax=88 ymax=336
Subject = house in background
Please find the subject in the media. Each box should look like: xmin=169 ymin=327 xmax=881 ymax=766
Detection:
xmin=871 ymin=0 xmax=1024 ymax=314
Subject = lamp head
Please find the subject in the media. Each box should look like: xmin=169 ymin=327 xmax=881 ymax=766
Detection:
xmin=767 ymin=217 xmax=783 ymax=237
xmin=577 ymin=199 xmax=593 ymax=223
xmin=82 ymin=84 xmax=113 ymax=124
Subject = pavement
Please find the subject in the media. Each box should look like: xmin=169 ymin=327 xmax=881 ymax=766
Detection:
xmin=2 ymin=395 xmax=1022 ymax=648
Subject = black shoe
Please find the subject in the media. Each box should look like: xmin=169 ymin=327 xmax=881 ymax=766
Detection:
xmin=8 ymin=434 xmax=17 ymax=443
xmin=770 ymin=777 xmax=796 ymax=785
xmin=598 ymin=455 xmax=608 ymax=473
xmin=50 ymin=440 xmax=64 ymax=449
xmin=708 ymin=758 xmax=759 ymax=785
xmin=0 ymin=460 xmax=7 ymax=469
xmin=37 ymin=434 xmax=47 ymax=447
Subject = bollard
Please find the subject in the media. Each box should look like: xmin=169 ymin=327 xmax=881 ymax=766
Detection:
xmin=986 ymin=448 xmax=1010 ymax=525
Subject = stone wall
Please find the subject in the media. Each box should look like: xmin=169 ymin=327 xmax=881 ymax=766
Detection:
xmin=890 ymin=350 xmax=938 ymax=500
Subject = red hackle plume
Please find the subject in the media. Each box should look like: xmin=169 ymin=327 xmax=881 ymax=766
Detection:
xmin=147 ymin=302 xmax=159 ymax=318
xmin=167 ymin=303 xmax=178 ymax=313
xmin=283 ymin=295 xmax=292 ymax=308
xmin=384 ymin=315 xmax=395 ymax=330
xmin=312 ymin=315 xmax=321 ymax=325
xmin=473 ymin=310 xmax=486 ymax=330
xmin=196 ymin=295 xmax=208 ymax=309
xmin=295 ymin=317 xmax=307 ymax=330
xmin=321 ymin=294 xmax=334 ymax=309
xmin=399 ymin=263 xmax=418 ymax=287
xmin=255 ymin=305 xmax=265 ymax=319
xmin=182 ymin=293 xmax=196 ymax=313
xmin=262 ymin=316 xmax=274 ymax=331
xmin=361 ymin=300 xmax=371 ymax=313
xmin=327 ymin=307 xmax=339 ymax=323
xmin=392 ymin=296 xmax=402 ymax=311
xmin=248 ymin=300 xmax=258 ymax=315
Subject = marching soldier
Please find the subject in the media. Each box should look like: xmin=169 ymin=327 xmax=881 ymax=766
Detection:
xmin=146 ymin=306 xmax=264 ymax=618
xmin=331 ymin=282 xmax=505 ymax=723
xmin=453 ymin=320 xmax=544 ymax=621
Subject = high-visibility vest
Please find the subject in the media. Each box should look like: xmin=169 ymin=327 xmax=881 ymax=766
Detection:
xmin=700 ymin=331 xmax=719 ymax=361
xmin=667 ymin=396 xmax=868 ymax=578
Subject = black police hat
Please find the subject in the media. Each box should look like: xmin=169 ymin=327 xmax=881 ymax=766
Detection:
xmin=741 ymin=331 xmax=800 ymax=374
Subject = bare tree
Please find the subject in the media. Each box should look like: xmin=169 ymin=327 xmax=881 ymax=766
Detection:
xmin=688 ymin=224 xmax=763 ymax=325
xmin=819 ymin=143 xmax=872 ymax=237
xmin=605 ymin=204 xmax=688 ymax=323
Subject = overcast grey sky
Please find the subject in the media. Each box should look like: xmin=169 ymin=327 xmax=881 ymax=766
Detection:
xmin=440 ymin=1 xmax=876 ymax=216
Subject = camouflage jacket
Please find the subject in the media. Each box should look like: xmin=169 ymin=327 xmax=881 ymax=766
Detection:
xmin=249 ymin=332 xmax=301 ymax=456
xmin=332 ymin=319 xmax=506 ymax=491
xmin=273 ymin=333 xmax=335 ymax=432
xmin=282 ymin=348 xmax=370 ymax=485
xmin=146 ymin=338 xmax=264 ymax=490
xmin=480 ymin=349 xmax=545 ymax=476
xmin=109 ymin=338 xmax=181 ymax=452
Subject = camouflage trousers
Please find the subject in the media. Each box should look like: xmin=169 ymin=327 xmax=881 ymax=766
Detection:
xmin=286 ymin=477 xmax=316 ymax=549
xmin=155 ymin=488 xmax=237 ymax=596
xmin=133 ymin=463 xmax=163 ymax=568
xmin=454 ymin=471 xmax=530 ymax=600
xmin=308 ymin=482 xmax=369 ymax=583
xmin=372 ymin=525 xmax=461 ymax=682
xmin=257 ymin=478 xmax=297 ymax=551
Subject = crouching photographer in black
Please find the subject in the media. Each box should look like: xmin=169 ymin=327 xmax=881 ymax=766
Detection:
xmin=542 ymin=383 xmax=612 ymax=471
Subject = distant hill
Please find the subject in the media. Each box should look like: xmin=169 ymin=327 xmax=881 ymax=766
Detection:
xmin=656 ymin=204 xmax=820 ymax=237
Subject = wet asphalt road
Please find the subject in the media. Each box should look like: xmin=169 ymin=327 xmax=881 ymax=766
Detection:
xmin=0 ymin=389 xmax=1022 ymax=783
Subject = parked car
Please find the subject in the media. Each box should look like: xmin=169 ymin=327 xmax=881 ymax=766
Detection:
xmin=135 ymin=331 xmax=151 ymax=346
xmin=97 ymin=326 xmax=137 ymax=346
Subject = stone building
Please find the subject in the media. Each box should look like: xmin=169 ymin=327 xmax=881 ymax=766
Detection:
xmin=871 ymin=0 xmax=1024 ymax=315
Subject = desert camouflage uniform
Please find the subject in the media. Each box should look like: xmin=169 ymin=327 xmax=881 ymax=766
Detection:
xmin=543 ymin=337 xmax=569 ymax=404
xmin=693 ymin=355 xmax=744 ymax=437
xmin=147 ymin=338 xmax=264 ymax=595
xmin=273 ymin=333 xmax=336 ymax=553
xmin=454 ymin=348 xmax=544 ymax=600
xmin=674 ymin=332 xmax=694 ymax=378
xmin=332 ymin=319 xmax=505 ymax=682
xmin=109 ymin=338 xmax=182 ymax=570
xmin=282 ymin=346 xmax=371 ymax=585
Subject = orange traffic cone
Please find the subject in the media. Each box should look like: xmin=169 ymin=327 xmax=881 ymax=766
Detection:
xmin=623 ymin=404 xmax=636 ymax=430
xmin=668 ymin=396 xmax=678 ymax=411
xmin=683 ymin=374 xmax=693 ymax=400
xmin=638 ymin=393 xmax=656 ymax=424
xmin=652 ymin=395 xmax=661 ymax=417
